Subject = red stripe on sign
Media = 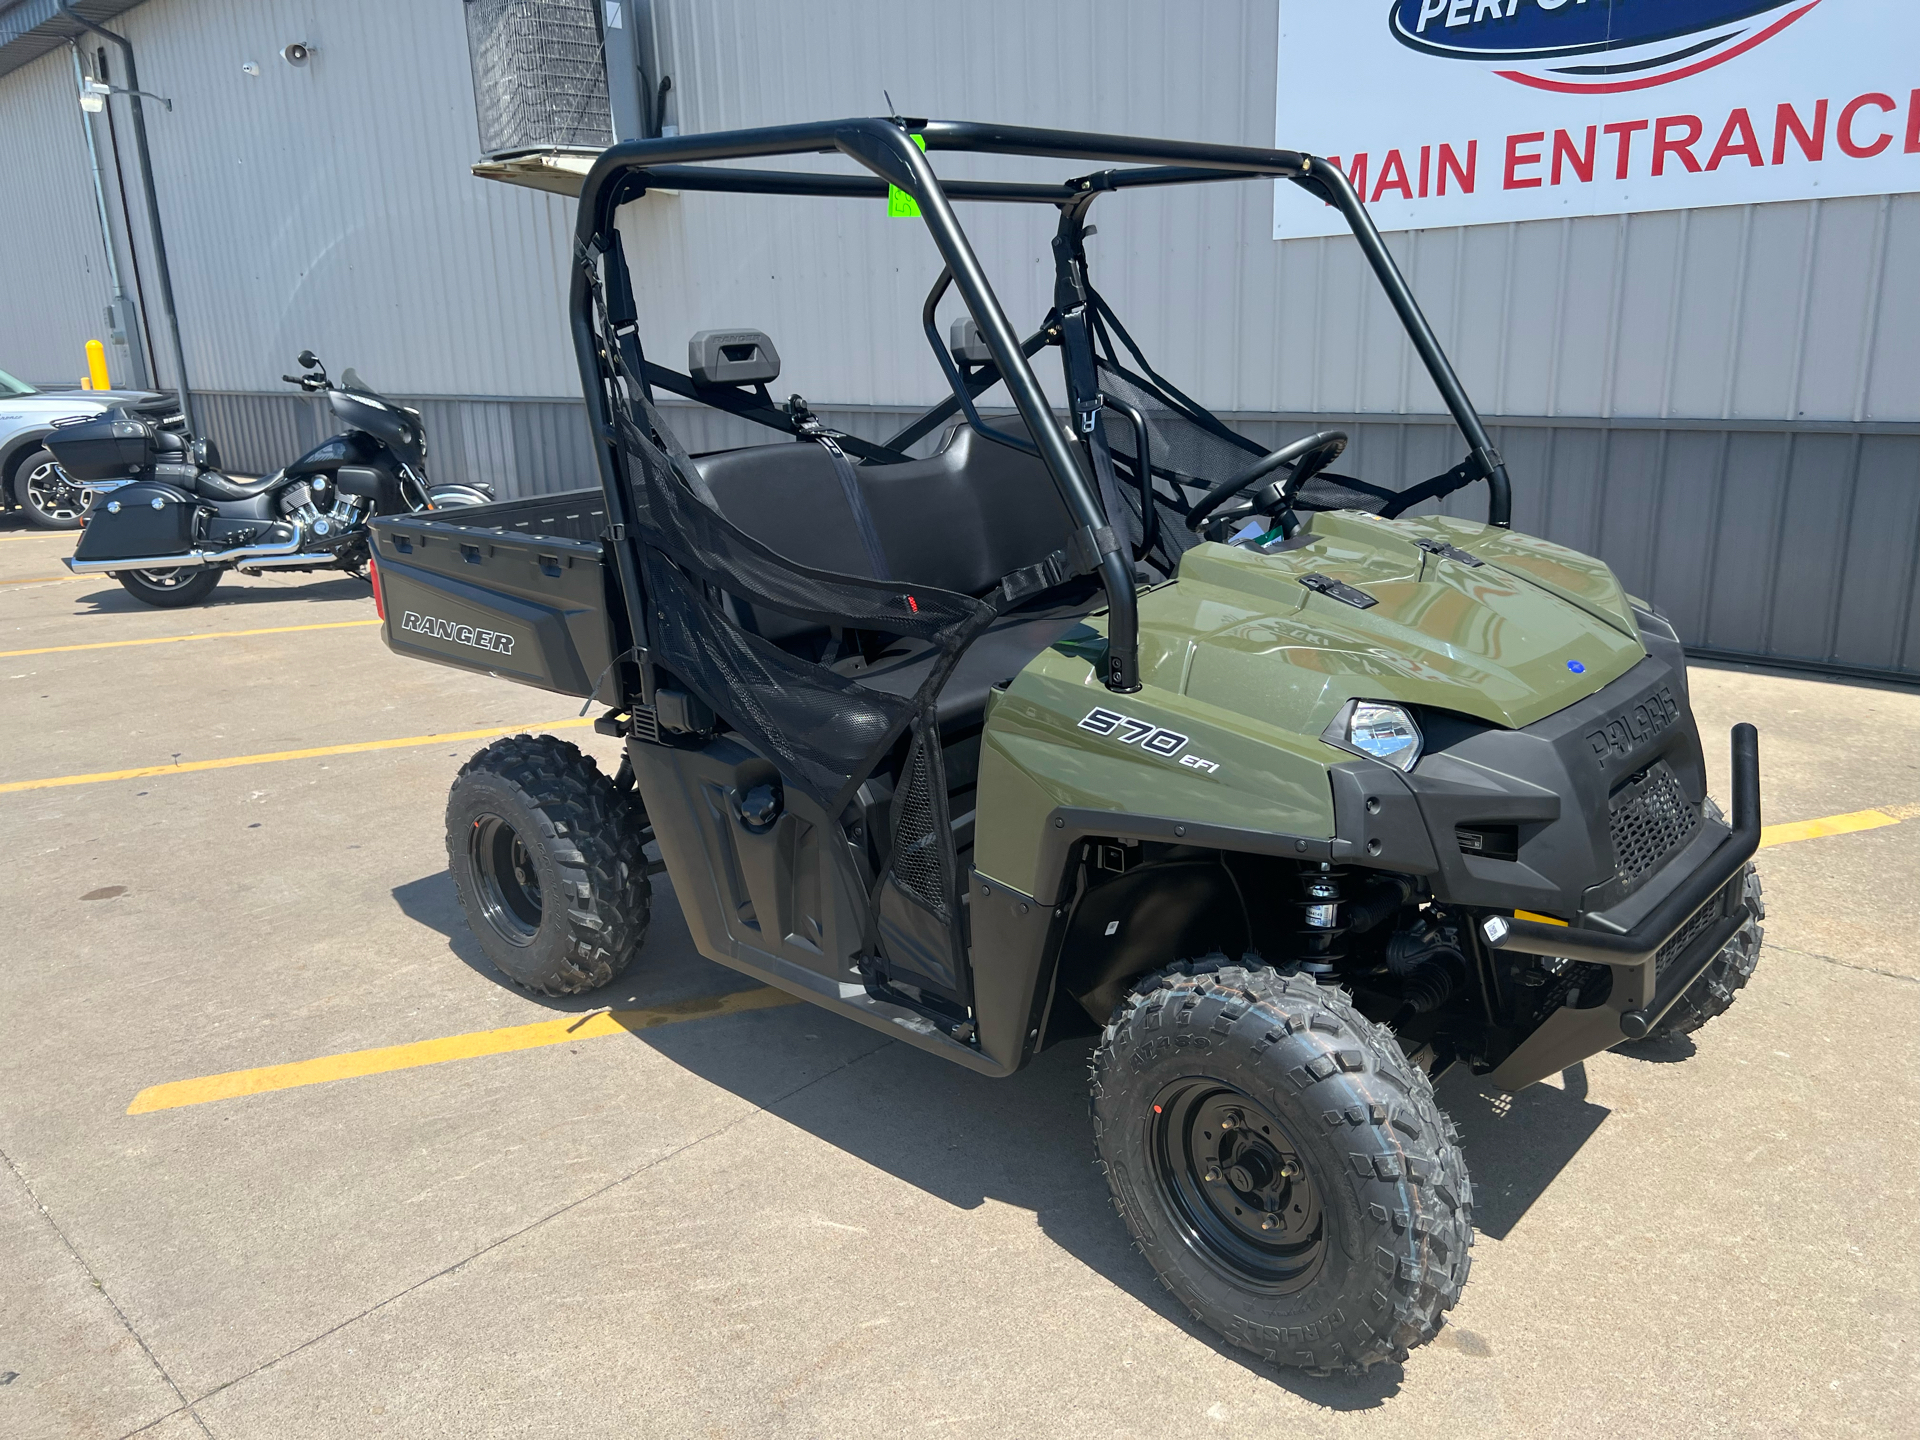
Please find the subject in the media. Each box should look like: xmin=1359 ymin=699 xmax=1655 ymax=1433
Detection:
xmin=1495 ymin=2 xmax=1821 ymax=97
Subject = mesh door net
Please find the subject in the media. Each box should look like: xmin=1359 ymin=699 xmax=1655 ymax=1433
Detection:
xmin=617 ymin=392 xmax=993 ymax=818
xmin=590 ymin=259 xmax=997 ymax=1000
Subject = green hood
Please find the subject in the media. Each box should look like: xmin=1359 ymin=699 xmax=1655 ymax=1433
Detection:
xmin=1141 ymin=512 xmax=1647 ymax=738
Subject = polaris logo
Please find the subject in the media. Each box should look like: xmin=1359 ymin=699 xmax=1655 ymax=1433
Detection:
xmin=1388 ymin=0 xmax=1823 ymax=93
xmin=401 ymin=610 xmax=514 ymax=655
xmin=1586 ymin=685 xmax=1679 ymax=768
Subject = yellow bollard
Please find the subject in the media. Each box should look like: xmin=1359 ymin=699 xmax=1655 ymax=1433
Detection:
xmin=86 ymin=338 xmax=110 ymax=391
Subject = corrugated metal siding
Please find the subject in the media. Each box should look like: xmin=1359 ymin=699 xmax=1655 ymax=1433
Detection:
xmin=0 ymin=45 xmax=115 ymax=384
xmin=641 ymin=0 xmax=1920 ymax=426
xmin=6 ymin=0 xmax=1912 ymax=421
xmin=66 ymin=387 xmax=1920 ymax=681
xmin=73 ymin=0 xmax=583 ymax=398
xmin=2 ymin=0 xmax=1913 ymax=676
xmin=193 ymin=388 xmax=601 ymax=497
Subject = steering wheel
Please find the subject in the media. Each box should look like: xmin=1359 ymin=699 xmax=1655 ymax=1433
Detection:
xmin=1184 ymin=430 xmax=1349 ymax=533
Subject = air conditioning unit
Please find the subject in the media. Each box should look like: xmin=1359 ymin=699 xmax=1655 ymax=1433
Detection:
xmin=463 ymin=0 xmax=613 ymax=156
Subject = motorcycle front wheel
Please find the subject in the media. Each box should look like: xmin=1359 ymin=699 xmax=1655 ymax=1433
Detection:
xmin=115 ymin=566 xmax=223 ymax=608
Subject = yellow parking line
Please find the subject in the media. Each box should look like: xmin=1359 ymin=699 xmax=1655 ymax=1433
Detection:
xmin=112 ymin=797 xmax=1915 ymax=1115
xmin=0 ymin=574 xmax=80 ymax=585
xmin=127 ymin=988 xmax=800 ymax=1114
xmin=0 ymin=618 xmax=379 ymax=659
xmin=0 ymin=533 xmax=77 ymax=543
xmin=0 ymin=717 xmax=595 ymax=794
xmin=1758 ymin=805 xmax=1915 ymax=849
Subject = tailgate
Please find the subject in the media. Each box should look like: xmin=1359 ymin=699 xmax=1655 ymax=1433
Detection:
xmin=370 ymin=493 xmax=618 ymax=702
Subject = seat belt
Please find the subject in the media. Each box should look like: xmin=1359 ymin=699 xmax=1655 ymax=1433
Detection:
xmin=1052 ymin=236 xmax=1132 ymax=557
xmin=789 ymin=395 xmax=893 ymax=581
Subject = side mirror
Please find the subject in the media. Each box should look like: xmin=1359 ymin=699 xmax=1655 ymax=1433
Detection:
xmin=297 ymin=349 xmax=319 ymax=368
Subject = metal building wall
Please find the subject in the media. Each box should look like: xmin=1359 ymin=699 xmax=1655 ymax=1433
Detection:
xmin=1 ymin=0 xmax=1913 ymax=677
xmin=636 ymin=0 xmax=1920 ymax=426
xmin=2 ymin=0 xmax=584 ymax=412
xmin=0 ymin=45 xmax=115 ymax=384
xmin=621 ymin=0 xmax=1920 ymax=679
xmin=107 ymin=0 xmax=582 ymax=402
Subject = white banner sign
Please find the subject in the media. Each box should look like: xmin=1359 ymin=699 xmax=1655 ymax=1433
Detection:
xmin=1274 ymin=1 xmax=1919 ymax=238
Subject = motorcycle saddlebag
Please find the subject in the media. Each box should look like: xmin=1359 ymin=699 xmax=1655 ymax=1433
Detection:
xmin=44 ymin=408 xmax=157 ymax=481
xmin=73 ymin=482 xmax=199 ymax=562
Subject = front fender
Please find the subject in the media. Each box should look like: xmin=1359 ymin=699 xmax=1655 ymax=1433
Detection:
xmin=974 ymin=646 xmax=1340 ymax=902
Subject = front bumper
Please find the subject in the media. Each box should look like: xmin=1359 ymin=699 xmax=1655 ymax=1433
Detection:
xmin=1480 ymin=724 xmax=1761 ymax=1088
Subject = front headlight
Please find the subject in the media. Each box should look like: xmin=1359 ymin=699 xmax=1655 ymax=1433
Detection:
xmin=1324 ymin=699 xmax=1423 ymax=772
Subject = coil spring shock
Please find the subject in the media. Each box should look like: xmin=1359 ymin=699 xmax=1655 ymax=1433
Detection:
xmin=1293 ymin=863 xmax=1349 ymax=977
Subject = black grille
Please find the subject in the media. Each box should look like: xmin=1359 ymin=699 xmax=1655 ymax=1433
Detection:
xmin=1654 ymin=878 xmax=1737 ymax=978
xmin=1609 ymin=761 xmax=1698 ymax=884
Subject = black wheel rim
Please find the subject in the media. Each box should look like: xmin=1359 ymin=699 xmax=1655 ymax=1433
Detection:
xmin=1148 ymin=1077 xmax=1326 ymax=1293
xmin=26 ymin=460 xmax=89 ymax=521
xmin=469 ymin=813 xmax=543 ymax=945
xmin=128 ymin=569 xmax=192 ymax=589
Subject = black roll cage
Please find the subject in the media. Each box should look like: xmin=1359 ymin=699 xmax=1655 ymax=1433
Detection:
xmin=570 ymin=117 xmax=1514 ymax=700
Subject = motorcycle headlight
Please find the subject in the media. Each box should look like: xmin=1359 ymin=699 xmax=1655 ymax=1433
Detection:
xmin=1324 ymin=699 xmax=1423 ymax=772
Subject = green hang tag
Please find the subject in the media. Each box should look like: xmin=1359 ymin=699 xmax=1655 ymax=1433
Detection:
xmin=887 ymin=133 xmax=928 ymax=218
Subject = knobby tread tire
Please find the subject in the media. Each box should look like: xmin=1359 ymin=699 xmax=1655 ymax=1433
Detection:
xmin=446 ymin=734 xmax=650 ymax=995
xmin=1640 ymin=864 xmax=1765 ymax=1042
xmin=1091 ymin=956 xmax=1473 ymax=1375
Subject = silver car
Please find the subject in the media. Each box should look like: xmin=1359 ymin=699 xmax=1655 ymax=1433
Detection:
xmin=0 ymin=367 xmax=184 ymax=529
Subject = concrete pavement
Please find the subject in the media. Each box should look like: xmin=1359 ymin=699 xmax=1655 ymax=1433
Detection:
xmin=1 ymin=521 xmax=1914 ymax=1438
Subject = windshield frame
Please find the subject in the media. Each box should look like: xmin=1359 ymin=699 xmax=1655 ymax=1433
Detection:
xmin=0 ymin=369 xmax=38 ymax=397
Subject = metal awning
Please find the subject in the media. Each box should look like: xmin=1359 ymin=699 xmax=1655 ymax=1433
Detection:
xmin=0 ymin=0 xmax=143 ymax=80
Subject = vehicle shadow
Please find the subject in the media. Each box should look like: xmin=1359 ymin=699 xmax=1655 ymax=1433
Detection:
xmin=391 ymin=867 xmax=753 ymax=1015
xmin=1610 ymin=1033 xmax=1699 ymax=1065
xmin=394 ymin=866 xmax=1612 ymax=1405
xmin=1434 ymin=1061 xmax=1611 ymax=1241
xmin=69 ymin=574 xmax=373 ymax=614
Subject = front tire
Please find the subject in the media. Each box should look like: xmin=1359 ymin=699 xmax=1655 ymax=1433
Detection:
xmin=446 ymin=734 xmax=651 ymax=995
xmin=1635 ymin=864 xmax=1764 ymax=1042
xmin=116 ymin=566 xmax=223 ymax=607
xmin=1092 ymin=957 xmax=1473 ymax=1374
xmin=11 ymin=449 xmax=91 ymax=529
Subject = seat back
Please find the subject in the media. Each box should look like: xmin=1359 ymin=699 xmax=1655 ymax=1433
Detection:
xmin=688 ymin=422 xmax=1075 ymax=645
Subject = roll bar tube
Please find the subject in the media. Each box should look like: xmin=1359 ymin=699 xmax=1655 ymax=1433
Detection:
xmin=569 ymin=117 xmax=1521 ymax=702
xmin=1289 ymin=160 xmax=1512 ymax=528
xmin=848 ymin=122 xmax=1143 ymax=692
xmin=575 ymin=118 xmax=1144 ymax=692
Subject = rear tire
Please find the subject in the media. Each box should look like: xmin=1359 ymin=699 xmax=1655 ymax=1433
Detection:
xmin=11 ymin=449 xmax=90 ymax=529
xmin=446 ymin=734 xmax=651 ymax=995
xmin=115 ymin=567 xmax=223 ymax=607
xmin=1091 ymin=957 xmax=1473 ymax=1374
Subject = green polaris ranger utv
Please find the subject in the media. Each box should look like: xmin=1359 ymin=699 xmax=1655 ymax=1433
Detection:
xmin=369 ymin=119 xmax=1764 ymax=1373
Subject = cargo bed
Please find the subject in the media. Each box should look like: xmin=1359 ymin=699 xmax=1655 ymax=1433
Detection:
xmin=369 ymin=489 xmax=621 ymax=702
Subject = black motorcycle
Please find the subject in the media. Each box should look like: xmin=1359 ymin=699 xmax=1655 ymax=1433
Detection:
xmin=53 ymin=351 xmax=490 ymax=607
